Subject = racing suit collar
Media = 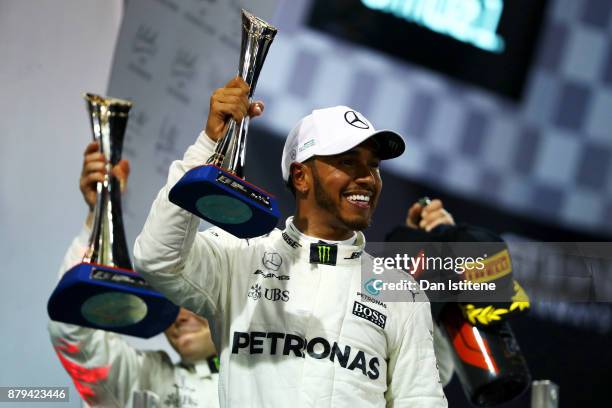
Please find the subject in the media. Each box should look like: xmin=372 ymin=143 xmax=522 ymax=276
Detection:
xmin=281 ymin=217 xmax=365 ymax=265
xmin=180 ymin=360 xmax=215 ymax=379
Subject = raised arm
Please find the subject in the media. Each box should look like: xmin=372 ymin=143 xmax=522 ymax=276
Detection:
xmin=133 ymin=77 xmax=263 ymax=318
xmin=48 ymin=145 xmax=151 ymax=407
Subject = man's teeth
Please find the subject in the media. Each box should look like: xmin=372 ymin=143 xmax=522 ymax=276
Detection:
xmin=347 ymin=194 xmax=370 ymax=203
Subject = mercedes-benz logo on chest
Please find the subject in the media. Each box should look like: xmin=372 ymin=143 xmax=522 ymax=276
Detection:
xmin=262 ymin=252 xmax=282 ymax=271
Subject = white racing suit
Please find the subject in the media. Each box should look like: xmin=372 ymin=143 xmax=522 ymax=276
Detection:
xmin=48 ymin=225 xmax=219 ymax=408
xmin=133 ymin=131 xmax=447 ymax=408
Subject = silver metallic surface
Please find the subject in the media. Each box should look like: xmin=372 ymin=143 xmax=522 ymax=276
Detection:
xmin=83 ymin=93 xmax=133 ymax=270
xmin=209 ymin=9 xmax=277 ymax=177
xmin=531 ymin=380 xmax=559 ymax=408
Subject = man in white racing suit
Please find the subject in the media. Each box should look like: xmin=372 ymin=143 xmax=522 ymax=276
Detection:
xmin=48 ymin=142 xmax=220 ymax=407
xmin=134 ymin=77 xmax=447 ymax=407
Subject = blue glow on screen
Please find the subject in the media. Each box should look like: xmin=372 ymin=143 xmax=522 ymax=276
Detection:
xmin=361 ymin=0 xmax=506 ymax=53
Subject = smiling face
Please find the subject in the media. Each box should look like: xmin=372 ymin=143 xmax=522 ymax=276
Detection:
xmin=293 ymin=139 xmax=382 ymax=238
xmin=164 ymin=308 xmax=216 ymax=364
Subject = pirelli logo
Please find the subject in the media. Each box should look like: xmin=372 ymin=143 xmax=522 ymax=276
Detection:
xmin=464 ymin=249 xmax=512 ymax=283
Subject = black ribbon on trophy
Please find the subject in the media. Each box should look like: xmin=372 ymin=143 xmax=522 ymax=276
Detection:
xmin=169 ymin=9 xmax=280 ymax=239
xmin=48 ymin=94 xmax=179 ymax=338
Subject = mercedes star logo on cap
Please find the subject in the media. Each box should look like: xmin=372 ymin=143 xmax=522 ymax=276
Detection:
xmin=344 ymin=110 xmax=370 ymax=130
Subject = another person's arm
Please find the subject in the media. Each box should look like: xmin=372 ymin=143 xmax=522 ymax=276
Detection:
xmin=48 ymin=225 xmax=157 ymax=407
xmin=133 ymin=78 xmax=263 ymax=318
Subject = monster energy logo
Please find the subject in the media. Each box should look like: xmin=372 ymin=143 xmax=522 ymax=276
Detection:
xmin=319 ymin=245 xmax=331 ymax=262
xmin=208 ymin=355 xmax=220 ymax=373
xmin=310 ymin=242 xmax=337 ymax=265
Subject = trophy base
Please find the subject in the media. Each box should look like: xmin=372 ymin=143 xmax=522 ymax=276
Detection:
xmin=48 ymin=263 xmax=180 ymax=338
xmin=169 ymin=165 xmax=280 ymax=238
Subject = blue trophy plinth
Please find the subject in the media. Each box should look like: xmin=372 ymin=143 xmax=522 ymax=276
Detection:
xmin=48 ymin=263 xmax=179 ymax=338
xmin=169 ymin=165 xmax=280 ymax=239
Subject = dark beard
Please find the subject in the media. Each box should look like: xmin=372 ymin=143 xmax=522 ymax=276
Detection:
xmin=311 ymin=166 xmax=370 ymax=231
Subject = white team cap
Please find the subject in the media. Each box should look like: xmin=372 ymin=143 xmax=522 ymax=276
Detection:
xmin=281 ymin=106 xmax=405 ymax=182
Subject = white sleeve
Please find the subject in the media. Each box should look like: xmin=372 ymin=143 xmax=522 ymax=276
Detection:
xmin=133 ymin=131 xmax=237 ymax=319
xmin=433 ymin=323 xmax=455 ymax=387
xmin=55 ymin=223 xmax=90 ymax=279
xmin=48 ymin=225 xmax=149 ymax=407
xmin=385 ymin=302 xmax=448 ymax=408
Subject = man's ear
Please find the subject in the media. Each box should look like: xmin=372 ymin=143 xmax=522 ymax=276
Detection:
xmin=290 ymin=162 xmax=311 ymax=195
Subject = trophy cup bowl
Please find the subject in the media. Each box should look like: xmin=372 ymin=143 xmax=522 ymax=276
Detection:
xmin=169 ymin=9 xmax=280 ymax=239
xmin=48 ymin=94 xmax=179 ymax=338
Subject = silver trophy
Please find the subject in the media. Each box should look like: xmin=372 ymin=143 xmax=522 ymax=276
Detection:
xmin=48 ymin=94 xmax=179 ymax=338
xmin=209 ymin=9 xmax=277 ymax=175
xmin=169 ymin=9 xmax=280 ymax=238
xmin=83 ymin=94 xmax=132 ymax=269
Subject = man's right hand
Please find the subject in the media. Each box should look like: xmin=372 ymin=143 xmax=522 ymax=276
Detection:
xmin=80 ymin=141 xmax=130 ymax=215
xmin=405 ymin=199 xmax=455 ymax=232
xmin=205 ymin=77 xmax=264 ymax=142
